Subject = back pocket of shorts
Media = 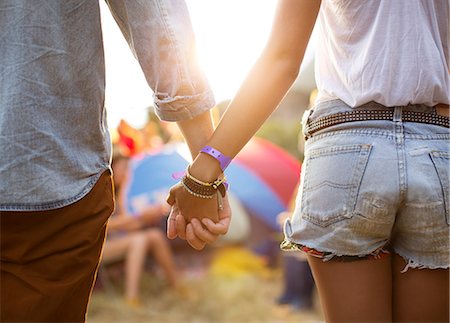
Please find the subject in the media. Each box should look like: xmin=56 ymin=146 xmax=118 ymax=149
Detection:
xmin=430 ymin=151 xmax=449 ymax=225
xmin=301 ymin=144 xmax=372 ymax=227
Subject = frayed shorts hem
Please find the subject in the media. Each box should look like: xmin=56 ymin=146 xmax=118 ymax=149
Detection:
xmin=393 ymin=248 xmax=450 ymax=273
xmin=280 ymin=239 xmax=390 ymax=262
xmin=281 ymin=240 xmax=449 ymax=272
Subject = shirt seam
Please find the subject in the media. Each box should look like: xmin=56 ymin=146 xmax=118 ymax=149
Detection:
xmin=0 ymin=168 xmax=109 ymax=211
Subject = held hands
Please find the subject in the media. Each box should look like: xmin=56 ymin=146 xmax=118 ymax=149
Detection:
xmin=166 ymin=183 xmax=231 ymax=250
xmin=166 ymin=146 xmax=232 ymax=250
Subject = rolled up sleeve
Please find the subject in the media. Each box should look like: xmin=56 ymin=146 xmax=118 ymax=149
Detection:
xmin=105 ymin=0 xmax=215 ymax=121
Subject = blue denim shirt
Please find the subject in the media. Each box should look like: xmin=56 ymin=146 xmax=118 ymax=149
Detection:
xmin=0 ymin=0 xmax=215 ymax=211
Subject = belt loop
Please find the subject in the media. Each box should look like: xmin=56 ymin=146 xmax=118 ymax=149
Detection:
xmin=393 ymin=106 xmax=402 ymax=122
xmin=302 ymin=108 xmax=314 ymax=139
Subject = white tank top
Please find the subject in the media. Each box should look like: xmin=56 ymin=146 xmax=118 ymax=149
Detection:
xmin=315 ymin=0 xmax=449 ymax=107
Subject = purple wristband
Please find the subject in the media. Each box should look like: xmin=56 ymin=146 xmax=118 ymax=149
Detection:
xmin=200 ymin=146 xmax=232 ymax=171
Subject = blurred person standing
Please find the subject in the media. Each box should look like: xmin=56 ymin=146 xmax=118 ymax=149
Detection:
xmin=167 ymin=1 xmax=449 ymax=322
xmin=276 ymin=91 xmax=317 ymax=312
xmin=0 ymin=1 xmax=230 ymax=322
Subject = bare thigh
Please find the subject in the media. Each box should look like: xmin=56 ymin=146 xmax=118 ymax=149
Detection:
xmin=101 ymin=235 xmax=134 ymax=264
xmin=307 ymin=255 xmax=392 ymax=323
xmin=392 ymin=254 xmax=449 ymax=323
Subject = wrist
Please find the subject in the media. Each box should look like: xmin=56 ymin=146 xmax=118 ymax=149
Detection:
xmin=200 ymin=146 xmax=232 ymax=171
xmin=176 ymin=111 xmax=214 ymax=158
xmin=189 ymin=153 xmax=223 ymax=183
xmin=183 ymin=164 xmax=227 ymax=199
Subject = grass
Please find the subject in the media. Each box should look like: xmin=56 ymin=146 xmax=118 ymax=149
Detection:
xmin=87 ymin=248 xmax=323 ymax=323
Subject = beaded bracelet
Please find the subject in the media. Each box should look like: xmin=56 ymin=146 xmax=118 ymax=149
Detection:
xmin=185 ymin=167 xmax=227 ymax=197
xmin=181 ymin=176 xmax=224 ymax=209
xmin=181 ymin=180 xmax=214 ymax=199
xmin=181 ymin=169 xmax=227 ymax=199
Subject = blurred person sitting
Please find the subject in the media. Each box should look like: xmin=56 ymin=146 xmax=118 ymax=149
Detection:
xmin=101 ymin=154 xmax=179 ymax=307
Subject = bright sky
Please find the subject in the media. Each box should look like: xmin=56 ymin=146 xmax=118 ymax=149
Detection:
xmin=100 ymin=0 xmax=278 ymax=128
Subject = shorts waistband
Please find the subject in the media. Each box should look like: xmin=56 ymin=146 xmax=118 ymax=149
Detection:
xmin=303 ymin=101 xmax=449 ymax=139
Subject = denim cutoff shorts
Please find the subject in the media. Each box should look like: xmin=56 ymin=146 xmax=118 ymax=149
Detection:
xmin=282 ymin=99 xmax=450 ymax=270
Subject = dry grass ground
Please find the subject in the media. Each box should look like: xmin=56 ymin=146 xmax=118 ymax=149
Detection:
xmin=87 ymin=248 xmax=324 ymax=323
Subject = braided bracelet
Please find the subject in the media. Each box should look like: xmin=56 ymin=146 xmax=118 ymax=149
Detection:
xmin=181 ymin=170 xmax=227 ymax=199
xmin=181 ymin=176 xmax=224 ymax=210
xmin=181 ymin=180 xmax=214 ymax=199
xmin=185 ymin=167 xmax=227 ymax=196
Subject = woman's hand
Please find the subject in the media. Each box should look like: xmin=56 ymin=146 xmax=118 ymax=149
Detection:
xmin=166 ymin=185 xmax=231 ymax=250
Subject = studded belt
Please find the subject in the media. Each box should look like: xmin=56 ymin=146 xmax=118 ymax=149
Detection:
xmin=304 ymin=108 xmax=449 ymax=139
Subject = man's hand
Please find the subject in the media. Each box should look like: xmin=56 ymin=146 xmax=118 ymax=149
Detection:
xmin=166 ymin=186 xmax=231 ymax=250
xmin=166 ymin=182 xmax=220 ymax=222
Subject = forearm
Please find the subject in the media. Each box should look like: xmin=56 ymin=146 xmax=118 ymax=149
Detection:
xmin=166 ymin=0 xmax=320 ymax=247
xmin=176 ymin=110 xmax=216 ymax=159
xmin=189 ymin=0 xmax=320 ymax=182
xmin=189 ymin=55 xmax=298 ymax=180
xmin=212 ymin=54 xmax=299 ymax=157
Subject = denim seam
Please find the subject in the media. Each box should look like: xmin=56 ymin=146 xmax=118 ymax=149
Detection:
xmin=350 ymin=144 xmax=372 ymax=214
xmin=308 ymin=144 xmax=367 ymax=157
xmin=305 ymin=127 xmax=449 ymax=143
xmin=429 ymin=151 xmax=450 ymax=225
xmin=307 ymin=129 xmax=395 ymax=144
xmin=105 ymin=2 xmax=132 ymax=43
xmin=405 ymin=133 xmax=450 ymax=140
xmin=394 ymin=107 xmax=407 ymax=202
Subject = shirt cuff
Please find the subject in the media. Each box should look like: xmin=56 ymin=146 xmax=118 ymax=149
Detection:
xmin=153 ymin=90 xmax=216 ymax=121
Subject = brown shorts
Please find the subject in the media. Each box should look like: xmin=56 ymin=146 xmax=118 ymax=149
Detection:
xmin=1 ymin=171 xmax=114 ymax=323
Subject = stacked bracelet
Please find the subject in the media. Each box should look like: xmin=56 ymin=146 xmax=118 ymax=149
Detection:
xmin=181 ymin=167 xmax=227 ymax=199
xmin=175 ymin=145 xmax=230 ymax=201
xmin=186 ymin=167 xmax=227 ymax=197
xmin=181 ymin=179 xmax=214 ymax=199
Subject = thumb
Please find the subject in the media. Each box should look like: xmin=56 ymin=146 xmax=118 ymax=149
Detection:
xmin=166 ymin=206 xmax=178 ymax=240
